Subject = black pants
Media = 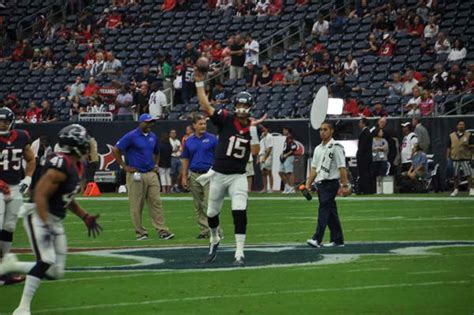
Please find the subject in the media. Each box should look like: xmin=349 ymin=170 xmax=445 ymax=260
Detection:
xmin=312 ymin=179 xmax=344 ymax=244
xmin=357 ymin=158 xmax=374 ymax=194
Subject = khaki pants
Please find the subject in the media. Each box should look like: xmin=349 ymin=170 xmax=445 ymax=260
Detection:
xmin=126 ymin=172 xmax=169 ymax=236
xmin=189 ymin=172 xmax=210 ymax=234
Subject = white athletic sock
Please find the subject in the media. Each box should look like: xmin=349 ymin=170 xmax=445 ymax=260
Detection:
xmin=12 ymin=261 xmax=36 ymax=274
xmin=18 ymin=275 xmax=41 ymax=310
xmin=209 ymin=227 xmax=220 ymax=245
xmin=235 ymin=234 xmax=246 ymax=259
xmin=0 ymin=241 xmax=12 ymax=257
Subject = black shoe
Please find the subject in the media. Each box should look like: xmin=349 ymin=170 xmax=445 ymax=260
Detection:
xmin=206 ymin=241 xmax=219 ymax=262
xmin=159 ymin=231 xmax=175 ymax=240
xmin=197 ymin=233 xmax=209 ymax=239
xmin=233 ymin=256 xmax=244 ymax=267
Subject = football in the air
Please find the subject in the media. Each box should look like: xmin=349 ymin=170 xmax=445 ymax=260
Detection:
xmin=196 ymin=57 xmax=210 ymax=73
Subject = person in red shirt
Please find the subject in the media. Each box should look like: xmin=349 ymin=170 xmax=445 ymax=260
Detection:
xmin=343 ymin=98 xmax=358 ymax=117
xmin=211 ymin=42 xmax=223 ymax=63
xmin=407 ymin=15 xmax=424 ymax=37
xmin=296 ymin=0 xmax=308 ymax=6
xmin=11 ymin=41 xmax=24 ymax=61
xmin=378 ymin=34 xmax=397 ymax=57
xmin=355 ymin=100 xmax=371 ymax=117
xmin=106 ymin=8 xmax=123 ymax=29
xmin=83 ymin=46 xmax=96 ymax=70
xmin=162 ymin=0 xmax=176 ymax=11
xmin=25 ymin=101 xmax=42 ymax=123
xmin=267 ymin=0 xmax=282 ymax=15
xmin=272 ymin=66 xmax=284 ymax=85
xmin=84 ymin=77 xmax=100 ymax=97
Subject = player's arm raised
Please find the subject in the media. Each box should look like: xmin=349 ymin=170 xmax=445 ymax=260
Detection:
xmin=194 ymin=70 xmax=215 ymax=117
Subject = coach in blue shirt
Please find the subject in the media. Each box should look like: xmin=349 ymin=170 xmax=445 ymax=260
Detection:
xmin=113 ymin=113 xmax=174 ymax=241
xmin=181 ymin=114 xmax=219 ymax=239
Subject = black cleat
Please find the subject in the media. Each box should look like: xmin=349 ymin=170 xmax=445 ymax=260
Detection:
xmin=233 ymin=256 xmax=245 ymax=267
xmin=197 ymin=233 xmax=209 ymax=239
xmin=206 ymin=241 xmax=219 ymax=263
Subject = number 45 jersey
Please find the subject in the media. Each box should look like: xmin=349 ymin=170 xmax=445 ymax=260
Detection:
xmin=210 ymin=109 xmax=258 ymax=175
xmin=0 ymin=129 xmax=31 ymax=185
xmin=30 ymin=152 xmax=84 ymax=219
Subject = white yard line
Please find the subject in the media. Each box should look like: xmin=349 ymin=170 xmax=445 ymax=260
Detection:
xmin=27 ymin=280 xmax=470 ymax=314
xmin=347 ymin=268 xmax=390 ymax=272
xmin=408 ymin=270 xmax=450 ymax=275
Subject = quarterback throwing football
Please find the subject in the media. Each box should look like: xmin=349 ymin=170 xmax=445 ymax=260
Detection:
xmin=194 ymin=70 xmax=264 ymax=266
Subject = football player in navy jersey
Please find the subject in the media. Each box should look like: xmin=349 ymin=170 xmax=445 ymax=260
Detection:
xmin=0 ymin=124 xmax=102 ymax=315
xmin=0 ymin=108 xmax=36 ymax=286
xmin=194 ymin=70 xmax=265 ymax=266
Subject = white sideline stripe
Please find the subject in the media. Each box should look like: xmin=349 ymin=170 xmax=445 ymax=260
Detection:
xmin=30 ymin=280 xmax=471 ymax=314
xmin=408 ymin=270 xmax=450 ymax=275
xmin=75 ymin=196 xmax=474 ymax=201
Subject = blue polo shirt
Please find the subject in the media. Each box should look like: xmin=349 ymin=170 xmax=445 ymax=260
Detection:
xmin=116 ymin=128 xmax=160 ymax=172
xmin=182 ymin=132 xmax=217 ymax=172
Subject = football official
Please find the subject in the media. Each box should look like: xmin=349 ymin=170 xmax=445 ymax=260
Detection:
xmin=181 ymin=114 xmax=219 ymax=239
xmin=113 ymin=113 xmax=174 ymax=241
xmin=305 ymin=122 xmax=350 ymax=248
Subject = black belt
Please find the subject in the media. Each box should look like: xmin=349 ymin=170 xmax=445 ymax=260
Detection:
xmin=190 ymin=170 xmax=208 ymax=174
xmin=317 ymin=179 xmax=339 ymax=185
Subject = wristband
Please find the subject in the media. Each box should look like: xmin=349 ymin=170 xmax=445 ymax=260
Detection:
xmin=250 ymin=126 xmax=259 ymax=145
xmin=195 ymin=81 xmax=205 ymax=88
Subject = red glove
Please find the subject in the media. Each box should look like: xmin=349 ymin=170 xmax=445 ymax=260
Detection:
xmin=0 ymin=179 xmax=11 ymax=198
xmin=83 ymin=214 xmax=103 ymax=238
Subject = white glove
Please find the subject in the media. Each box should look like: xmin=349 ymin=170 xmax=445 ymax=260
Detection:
xmin=19 ymin=176 xmax=32 ymax=194
xmin=196 ymin=169 xmax=215 ymax=186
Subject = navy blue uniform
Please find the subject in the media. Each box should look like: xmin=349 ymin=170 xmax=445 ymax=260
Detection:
xmin=210 ymin=109 xmax=252 ymax=175
xmin=31 ymin=153 xmax=84 ymax=219
xmin=0 ymin=130 xmax=31 ymax=185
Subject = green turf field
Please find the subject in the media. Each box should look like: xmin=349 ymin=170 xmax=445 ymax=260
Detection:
xmin=1 ymin=194 xmax=473 ymax=314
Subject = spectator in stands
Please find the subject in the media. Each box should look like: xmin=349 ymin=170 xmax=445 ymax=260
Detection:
xmin=343 ymin=53 xmax=358 ymax=76
xmin=420 ymin=39 xmax=435 ymax=56
xmin=244 ymin=34 xmax=259 ymax=65
xmin=255 ymin=0 xmax=269 ymax=15
xmin=424 ymin=16 xmax=439 ymax=39
xmin=405 ymin=86 xmax=422 ymax=116
xmin=134 ymin=81 xmax=150 ymax=115
xmin=403 ymin=69 xmax=419 ymax=95
xmin=11 ymin=41 xmax=24 ymax=61
xmin=210 ymin=81 xmax=230 ymax=106
xmin=447 ymin=39 xmax=467 ymax=62
xmin=311 ymin=14 xmax=329 ymax=37
xmin=267 ymin=0 xmax=282 ymax=16
xmin=56 ymin=23 xmax=71 ymax=40
xmin=330 ymin=55 xmax=344 ymax=77
xmin=103 ymin=52 xmax=122 ymax=76
xmin=371 ymin=12 xmax=394 ymax=33
xmin=230 ymin=35 xmax=246 ymax=80
xmin=66 ymin=47 xmax=83 ymax=69
xmin=407 ymin=15 xmax=424 ymax=37
xmin=29 ymin=49 xmax=42 ymax=70
xmin=296 ymin=0 xmax=308 ymax=6
xmin=211 ymin=42 xmax=223 ymax=64
xmin=446 ymin=72 xmax=464 ymax=93
xmin=419 ymin=90 xmax=434 ymax=116
xmin=284 ymin=64 xmax=300 ymax=85
xmin=106 ymin=7 xmax=123 ymax=29
xmin=181 ymin=57 xmax=195 ymax=103
xmin=68 ymin=76 xmax=85 ymax=99
xmin=300 ymin=55 xmax=316 ymax=77
xmin=149 ymin=81 xmax=167 ymax=118
xmin=431 ymin=63 xmax=447 ymax=92
xmin=242 ymin=62 xmax=256 ymax=87
xmin=70 ymin=97 xmax=83 ymax=121
xmin=236 ymin=0 xmax=255 ymax=16
xmin=90 ymin=52 xmax=105 ymax=77
xmin=385 ymin=72 xmax=405 ymax=97
xmin=371 ymin=102 xmax=388 ymax=117
xmin=162 ymin=0 xmax=176 ymax=11
xmin=25 ymin=101 xmax=42 ymax=123
xmin=40 ymin=100 xmax=57 ymax=122
xmin=378 ymin=33 xmax=397 ymax=56
xmin=329 ymin=10 xmax=344 ymax=34
xmin=330 ymin=76 xmax=360 ymax=99
xmin=115 ymin=84 xmax=134 ymax=121
xmin=356 ymin=100 xmax=372 ymax=117
xmin=272 ymin=66 xmax=284 ymax=85
xmin=400 ymin=122 xmax=418 ymax=173
xmin=316 ymin=51 xmax=331 ymax=75
xmin=291 ymin=56 xmax=305 ymax=73
xmin=434 ymin=32 xmax=451 ymax=55
xmin=372 ymin=127 xmax=389 ymax=189
xmin=40 ymin=47 xmax=56 ymax=69
xmin=84 ymin=77 xmax=100 ymax=97
xmin=216 ymin=0 xmax=233 ymax=10
xmin=395 ymin=6 xmax=409 ymax=31
xmin=257 ymin=63 xmax=272 ymax=87
xmin=22 ymin=39 xmax=34 ymax=61
xmin=88 ymin=96 xmax=107 ymax=113
xmin=363 ymin=33 xmax=379 ymax=55
xmin=412 ymin=117 xmax=430 ymax=152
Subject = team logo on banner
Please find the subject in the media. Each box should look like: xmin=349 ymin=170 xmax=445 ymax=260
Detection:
xmin=98 ymin=144 xmax=116 ymax=170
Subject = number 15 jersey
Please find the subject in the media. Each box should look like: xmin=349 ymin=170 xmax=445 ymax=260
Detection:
xmin=210 ymin=109 xmax=254 ymax=175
